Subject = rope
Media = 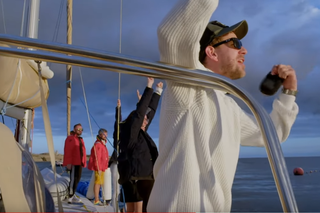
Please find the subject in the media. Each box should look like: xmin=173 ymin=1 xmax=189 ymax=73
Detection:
xmin=66 ymin=0 xmax=73 ymax=136
xmin=35 ymin=61 xmax=63 ymax=212
xmin=4 ymin=90 xmax=40 ymax=110
xmin=30 ymin=109 xmax=35 ymax=153
xmin=57 ymin=163 xmax=65 ymax=175
xmin=78 ymin=67 xmax=106 ymax=203
xmin=67 ymin=0 xmax=73 ymax=43
xmin=13 ymin=59 xmax=23 ymax=103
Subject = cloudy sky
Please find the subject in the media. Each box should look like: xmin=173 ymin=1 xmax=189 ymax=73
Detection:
xmin=1 ymin=0 xmax=319 ymax=158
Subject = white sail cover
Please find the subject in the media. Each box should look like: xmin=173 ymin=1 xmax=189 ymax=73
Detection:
xmin=0 ymin=45 xmax=54 ymax=109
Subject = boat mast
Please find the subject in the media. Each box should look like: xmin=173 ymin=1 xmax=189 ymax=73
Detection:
xmin=66 ymin=0 xmax=73 ymax=135
xmin=18 ymin=0 xmax=40 ymax=150
xmin=28 ymin=0 xmax=40 ymax=39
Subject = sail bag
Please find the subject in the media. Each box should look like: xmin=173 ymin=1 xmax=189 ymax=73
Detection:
xmin=0 ymin=45 xmax=53 ymax=109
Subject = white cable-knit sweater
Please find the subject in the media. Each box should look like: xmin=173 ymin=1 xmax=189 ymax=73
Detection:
xmin=147 ymin=0 xmax=299 ymax=212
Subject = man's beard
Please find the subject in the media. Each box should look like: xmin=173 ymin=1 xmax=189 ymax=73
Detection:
xmin=220 ymin=60 xmax=245 ymax=80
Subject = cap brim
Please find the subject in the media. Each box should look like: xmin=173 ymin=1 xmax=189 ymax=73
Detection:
xmin=217 ymin=20 xmax=248 ymax=40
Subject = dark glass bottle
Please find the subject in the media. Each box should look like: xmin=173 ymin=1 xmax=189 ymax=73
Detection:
xmin=260 ymin=71 xmax=284 ymax=96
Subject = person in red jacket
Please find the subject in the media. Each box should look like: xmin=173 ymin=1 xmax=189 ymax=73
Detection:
xmin=88 ymin=128 xmax=109 ymax=205
xmin=63 ymin=123 xmax=87 ymax=204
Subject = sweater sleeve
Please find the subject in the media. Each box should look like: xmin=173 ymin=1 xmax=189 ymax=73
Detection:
xmin=88 ymin=145 xmax=96 ymax=171
xmin=127 ymin=87 xmax=154 ymax=150
xmin=94 ymin=143 xmax=103 ymax=171
xmin=158 ymin=0 xmax=219 ymax=69
xmin=240 ymin=93 xmax=299 ymax=146
xmin=145 ymin=92 xmax=161 ymax=131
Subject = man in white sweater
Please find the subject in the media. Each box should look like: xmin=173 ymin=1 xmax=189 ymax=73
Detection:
xmin=147 ymin=0 xmax=299 ymax=212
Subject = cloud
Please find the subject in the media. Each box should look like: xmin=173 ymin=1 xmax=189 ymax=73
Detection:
xmin=239 ymin=137 xmax=320 ymax=158
xmin=1 ymin=0 xmax=319 ymax=157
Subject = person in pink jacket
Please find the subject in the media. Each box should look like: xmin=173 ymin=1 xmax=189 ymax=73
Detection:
xmin=88 ymin=128 xmax=109 ymax=205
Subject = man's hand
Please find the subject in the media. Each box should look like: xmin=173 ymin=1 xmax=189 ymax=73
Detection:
xmin=147 ymin=77 xmax=154 ymax=88
xmin=66 ymin=164 xmax=72 ymax=170
xmin=117 ymin=99 xmax=121 ymax=107
xmin=157 ymin=82 xmax=163 ymax=89
xmin=271 ymin=65 xmax=297 ymax=91
xmin=137 ymin=90 xmax=142 ymax=101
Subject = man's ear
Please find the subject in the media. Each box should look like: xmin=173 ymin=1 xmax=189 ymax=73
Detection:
xmin=205 ymin=46 xmax=218 ymax=62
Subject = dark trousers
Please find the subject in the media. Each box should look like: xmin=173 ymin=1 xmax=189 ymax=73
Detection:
xmin=68 ymin=165 xmax=82 ymax=197
xmin=136 ymin=180 xmax=154 ymax=212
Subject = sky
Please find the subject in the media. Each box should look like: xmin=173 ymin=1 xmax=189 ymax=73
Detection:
xmin=0 ymin=0 xmax=319 ymax=158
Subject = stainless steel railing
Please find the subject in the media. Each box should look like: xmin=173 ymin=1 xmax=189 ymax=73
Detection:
xmin=0 ymin=34 xmax=298 ymax=212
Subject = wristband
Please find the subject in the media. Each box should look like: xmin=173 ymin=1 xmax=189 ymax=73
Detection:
xmin=282 ymin=88 xmax=297 ymax=96
xmin=155 ymin=87 xmax=163 ymax=95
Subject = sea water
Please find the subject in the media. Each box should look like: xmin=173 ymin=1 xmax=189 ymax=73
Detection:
xmin=36 ymin=156 xmax=320 ymax=212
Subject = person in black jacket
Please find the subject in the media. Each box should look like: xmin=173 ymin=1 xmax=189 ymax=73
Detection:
xmin=118 ymin=77 xmax=163 ymax=212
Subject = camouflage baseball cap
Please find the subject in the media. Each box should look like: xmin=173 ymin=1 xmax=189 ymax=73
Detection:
xmin=200 ymin=20 xmax=248 ymax=51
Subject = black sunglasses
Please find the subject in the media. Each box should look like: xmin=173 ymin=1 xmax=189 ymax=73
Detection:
xmin=212 ymin=38 xmax=242 ymax=49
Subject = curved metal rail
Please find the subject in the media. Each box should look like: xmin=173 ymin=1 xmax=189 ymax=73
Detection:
xmin=0 ymin=34 xmax=298 ymax=212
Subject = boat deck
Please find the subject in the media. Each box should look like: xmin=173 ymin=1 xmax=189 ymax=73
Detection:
xmin=55 ymin=193 xmax=115 ymax=212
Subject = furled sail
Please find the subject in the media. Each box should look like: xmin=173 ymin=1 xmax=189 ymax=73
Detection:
xmin=0 ymin=44 xmax=54 ymax=109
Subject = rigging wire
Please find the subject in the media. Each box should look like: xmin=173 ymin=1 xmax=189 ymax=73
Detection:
xmin=79 ymin=98 xmax=115 ymax=149
xmin=19 ymin=0 xmax=27 ymax=37
xmin=52 ymin=0 xmax=64 ymax=42
xmin=25 ymin=1 xmax=30 ymax=37
xmin=47 ymin=0 xmax=63 ymax=68
xmin=78 ymin=67 xmax=95 ymax=150
xmin=115 ymin=0 xmax=125 ymax=212
xmin=0 ymin=0 xmax=6 ymax=34
xmin=79 ymin=67 xmax=106 ymax=203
